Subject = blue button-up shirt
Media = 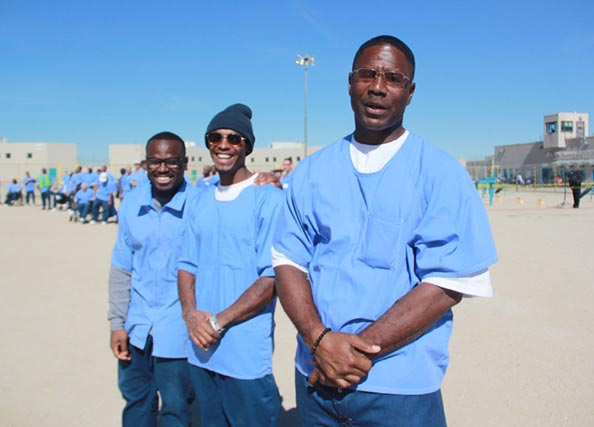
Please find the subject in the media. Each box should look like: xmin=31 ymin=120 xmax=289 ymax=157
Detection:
xmin=111 ymin=181 xmax=196 ymax=358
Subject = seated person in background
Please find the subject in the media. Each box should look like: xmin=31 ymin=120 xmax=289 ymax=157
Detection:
xmin=72 ymin=182 xmax=94 ymax=223
xmin=92 ymin=172 xmax=117 ymax=224
xmin=5 ymin=179 xmax=23 ymax=206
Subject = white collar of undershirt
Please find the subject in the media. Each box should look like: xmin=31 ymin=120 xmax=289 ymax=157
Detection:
xmin=350 ymin=130 xmax=409 ymax=173
xmin=215 ymin=173 xmax=257 ymax=201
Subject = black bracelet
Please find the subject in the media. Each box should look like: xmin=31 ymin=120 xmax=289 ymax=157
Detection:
xmin=310 ymin=327 xmax=331 ymax=355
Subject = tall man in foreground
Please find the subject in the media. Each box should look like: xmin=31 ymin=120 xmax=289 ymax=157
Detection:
xmin=108 ymin=131 xmax=196 ymax=426
xmin=273 ymin=35 xmax=498 ymax=426
xmin=178 ymin=103 xmax=283 ymax=427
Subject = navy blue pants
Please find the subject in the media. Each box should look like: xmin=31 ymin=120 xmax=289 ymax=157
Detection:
xmin=295 ymin=370 xmax=447 ymax=427
xmin=118 ymin=335 xmax=194 ymax=427
xmin=189 ymin=364 xmax=280 ymax=427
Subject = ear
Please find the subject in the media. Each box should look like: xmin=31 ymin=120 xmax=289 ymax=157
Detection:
xmin=406 ymin=82 xmax=416 ymax=105
xmin=348 ymin=72 xmax=353 ymax=96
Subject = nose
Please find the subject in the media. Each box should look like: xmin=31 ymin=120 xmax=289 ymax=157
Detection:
xmin=368 ymin=74 xmax=388 ymax=95
xmin=156 ymin=160 xmax=169 ymax=172
xmin=216 ymin=136 xmax=234 ymax=149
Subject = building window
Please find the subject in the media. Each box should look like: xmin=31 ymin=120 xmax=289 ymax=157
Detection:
xmin=561 ymin=121 xmax=573 ymax=132
xmin=265 ymin=157 xmax=269 ymax=162
xmin=545 ymin=122 xmax=557 ymax=134
xmin=273 ymin=157 xmax=277 ymax=162
xmin=198 ymin=157 xmax=202 ymax=162
xmin=251 ymin=158 xmax=255 ymax=163
xmin=191 ymin=156 xmax=195 ymax=162
xmin=296 ymin=156 xmax=301 ymax=161
xmin=27 ymin=153 xmax=33 ymax=159
xmin=5 ymin=153 xmax=10 ymax=159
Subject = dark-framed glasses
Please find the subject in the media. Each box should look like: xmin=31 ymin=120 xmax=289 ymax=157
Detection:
xmin=206 ymin=132 xmax=245 ymax=146
xmin=145 ymin=157 xmax=184 ymax=168
xmin=352 ymin=68 xmax=410 ymax=88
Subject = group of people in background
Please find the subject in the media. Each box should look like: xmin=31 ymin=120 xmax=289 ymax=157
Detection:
xmin=106 ymin=34 xmax=498 ymax=427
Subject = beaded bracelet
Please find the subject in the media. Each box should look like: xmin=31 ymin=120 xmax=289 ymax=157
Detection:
xmin=310 ymin=327 xmax=331 ymax=355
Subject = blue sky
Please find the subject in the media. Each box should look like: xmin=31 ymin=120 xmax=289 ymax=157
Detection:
xmin=1 ymin=0 xmax=593 ymax=163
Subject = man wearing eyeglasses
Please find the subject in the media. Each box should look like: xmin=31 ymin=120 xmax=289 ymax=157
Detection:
xmin=178 ymin=103 xmax=283 ymax=427
xmin=273 ymin=35 xmax=498 ymax=426
xmin=108 ymin=131 xmax=196 ymax=427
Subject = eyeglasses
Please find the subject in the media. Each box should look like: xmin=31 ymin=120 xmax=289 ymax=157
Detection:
xmin=145 ymin=157 xmax=184 ymax=168
xmin=352 ymin=68 xmax=410 ymax=88
xmin=206 ymin=132 xmax=245 ymax=146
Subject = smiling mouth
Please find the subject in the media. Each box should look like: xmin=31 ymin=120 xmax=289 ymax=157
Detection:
xmin=154 ymin=176 xmax=173 ymax=184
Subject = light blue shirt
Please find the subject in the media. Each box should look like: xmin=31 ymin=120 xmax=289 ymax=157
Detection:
xmin=273 ymin=133 xmax=498 ymax=395
xmin=178 ymin=182 xmax=283 ymax=379
xmin=130 ymin=169 xmax=148 ymax=190
xmin=74 ymin=188 xmax=93 ymax=204
xmin=119 ymin=174 xmax=133 ymax=197
xmin=70 ymin=172 xmax=83 ymax=190
xmin=111 ymin=181 xmax=197 ymax=358
xmin=23 ymin=176 xmax=36 ymax=192
xmin=83 ymin=172 xmax=98 ymax=187
xmin=95 ymin=180 xmax=115 ymax=201
xmin=196 ymin=173 xmax=220 ymax=188
xmin=8 ymin=183 xmax=22 ymax=193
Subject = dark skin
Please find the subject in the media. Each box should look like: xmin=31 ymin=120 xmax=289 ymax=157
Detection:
xmin=275 ymin=43 xmax=463 ymax=389
xmin=109 ymin=138 xmax=187 ymax=362
xmin=177 ymin=128 xmax=276 ymax=350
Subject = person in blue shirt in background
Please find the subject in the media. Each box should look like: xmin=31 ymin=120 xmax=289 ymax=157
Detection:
xmin=22 ymin=172 xmax=37 ymax=205
xmin=4 ymin=179 xmax=23 ymax=205
xmin=109 ymin=131 xmax=197 ymax=427
xmin=280 ymin=157 xmax=293 ymax=189
xmin=130 ymin=160 xmax=149 ymax=190
xmin=91 ymin=172 xmax=116 ymax=224
xmin=272 ymin=35 xmax=498 ymax=427
xmin=117 ymin=167 xmax=133 ymax=200
xmin=195 ymin=164 xmax=220 ymax=188
xmin=71 ymin=181 xmax=93 ymax=223
xmin=178 ymin=103 xmax=283 ymax=427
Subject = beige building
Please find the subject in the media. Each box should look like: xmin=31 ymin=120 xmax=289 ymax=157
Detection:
xmin=0 ymin=138 xmax=78 ymax=187
xmin=109 ymin=141 xmax=321 ymax=183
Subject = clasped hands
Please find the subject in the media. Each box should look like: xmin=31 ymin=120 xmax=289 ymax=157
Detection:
xmin=184 ymin=309 xmax=221 ymax=351
xmin=308 ymin=331 xmax=381 ymax=389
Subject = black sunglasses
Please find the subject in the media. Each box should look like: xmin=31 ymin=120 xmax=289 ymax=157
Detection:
xmin=206 ymin=132 xmax=245 ymax=146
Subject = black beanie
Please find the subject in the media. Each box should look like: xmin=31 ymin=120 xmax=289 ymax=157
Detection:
xmin=205 ymin=103 xmax=255 ymax=155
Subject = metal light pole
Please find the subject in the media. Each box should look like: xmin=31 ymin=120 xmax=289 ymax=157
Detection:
xmin=296 ymin=54 xmax=314 ymax=160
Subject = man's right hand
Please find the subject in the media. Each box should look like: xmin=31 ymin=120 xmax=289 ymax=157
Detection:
xmin=309 ymin=331 xmax=380 ymax=389
xmin=110 ymin=329 xmax=131 ymax=361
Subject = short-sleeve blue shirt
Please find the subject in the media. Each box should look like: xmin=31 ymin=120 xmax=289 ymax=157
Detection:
xmin=111 ymin=181 xmax=197 ymax=358
xmin=273 ymin=133 xmax=498 ymax=395
xmin=178 ymin=182 xmax=283 ymax=379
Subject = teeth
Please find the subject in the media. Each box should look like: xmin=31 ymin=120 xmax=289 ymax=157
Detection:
xmin=217 ymin=154 xmax=232 ymax=159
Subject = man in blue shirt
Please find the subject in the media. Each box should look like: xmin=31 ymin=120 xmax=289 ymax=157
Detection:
xmin=109 ymin=131 xmax=196 ymax=426
xmin=72 ymin=181 xmax=93 ymax=223
xmin=178 ymin=104 xmax=283 ymax=427
xmin=273 ymin=35 xmax=498 ymax=426
xmin=4 ymin=179 xmax=23 ymax=205
xmin=195 ymin=165 xmax=220 ymax=188
xmin=22 ymin=171 xmax=36 ymax=205
xmin=91 ymin=172 xmax=116 ymax=224
xmin=280 ymin=157 xmax=293 ymax=189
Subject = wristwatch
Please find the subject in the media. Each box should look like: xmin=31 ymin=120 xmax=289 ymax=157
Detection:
xmin=209 ymin=314 xmax=225 ymax=334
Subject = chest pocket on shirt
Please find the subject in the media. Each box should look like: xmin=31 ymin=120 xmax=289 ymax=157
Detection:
xmin=357 ymin=215 xmax=405 ymax=269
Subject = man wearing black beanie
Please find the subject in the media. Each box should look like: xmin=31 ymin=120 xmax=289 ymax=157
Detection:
xmin=178 ymin=103 xmax=283 ymax=426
